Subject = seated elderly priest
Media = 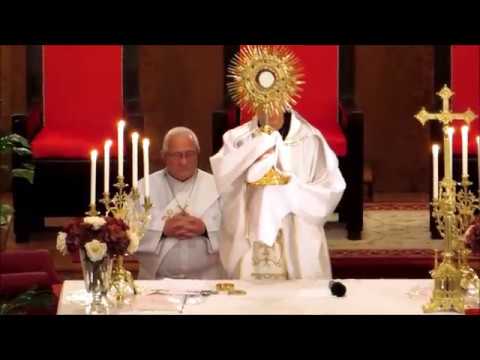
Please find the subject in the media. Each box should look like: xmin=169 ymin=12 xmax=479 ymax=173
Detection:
xmin=136 ymin=127 xmax=224 ymax=279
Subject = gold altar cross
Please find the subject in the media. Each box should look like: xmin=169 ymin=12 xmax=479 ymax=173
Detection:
xmin=415 ymin=85 xmax=480 ymax=314
xmin=415 ymin=85 xmax=477 ymax=127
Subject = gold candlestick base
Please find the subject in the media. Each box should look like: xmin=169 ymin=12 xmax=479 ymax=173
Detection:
xmin=109 ymin=255 xmax=137 ymax=304
xmin=423 ymin=252 xmax=464 ymax=313
xmin=85 ymin=204 xmax=99 ymax=217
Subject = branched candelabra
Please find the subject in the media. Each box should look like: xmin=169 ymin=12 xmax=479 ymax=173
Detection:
xmin=416 ymin=85 xmax=480 ymax=313
xmin=454 ymin=178 xmax=480 ymax=297
xmin=99 ymin=176 xmax=152 ymax=304
xmin=429 ymin=175 xmax=479 ymax=312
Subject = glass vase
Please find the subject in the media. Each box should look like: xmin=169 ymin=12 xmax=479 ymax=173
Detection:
xmin=79 ymin=249 xmax=113 ymax=314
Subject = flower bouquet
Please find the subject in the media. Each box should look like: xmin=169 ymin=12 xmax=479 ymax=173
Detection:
xmin=57 ymin=216 xmax=139 ymax=314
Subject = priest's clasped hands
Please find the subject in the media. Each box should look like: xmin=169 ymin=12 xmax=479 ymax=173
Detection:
xmin=163 ymin=212 xmax=206 ymax=240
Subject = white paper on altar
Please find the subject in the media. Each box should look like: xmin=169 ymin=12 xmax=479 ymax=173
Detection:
xmin=125 ymin=295 xmax=179 ymax=313
xmin=124 ymin=294 xmax=182 ymax=314
xmin=115 ymin=279 xmax=214 ymax=314
xmin=148 ymin=278 xmax=214 ymax=292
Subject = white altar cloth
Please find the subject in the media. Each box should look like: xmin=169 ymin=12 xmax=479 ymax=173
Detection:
xmin=57 ymin=279 xmax=458 ymax=315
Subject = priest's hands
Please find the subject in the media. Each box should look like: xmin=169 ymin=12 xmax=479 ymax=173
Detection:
xmin=178 ymin=215 xmax=207 ymax=239
xmin=163 ymin=214 xmax=206 ymax=240
xmin=254 ymin=129 xmax=284 ymax=163
xmin=257 ymin=148 xmax=275 ymax=161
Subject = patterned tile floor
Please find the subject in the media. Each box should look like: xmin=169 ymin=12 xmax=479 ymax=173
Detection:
xmin=4 ymin=209 xmax=443 ymax=270
xmin=326 ymin=209 xmax=444 ymax=251
xmin=2 ymin=190 xmax=447 ymax=277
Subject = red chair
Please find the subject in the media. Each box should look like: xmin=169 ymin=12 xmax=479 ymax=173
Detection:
xmin=430 ymin=45 xmax=480 ymax=238
xmin=11 ymin=46 xmax=143 ymax=243
xmin=212 ymin=45 xmax=364 ymax=240
xmin=0 ymin=249 xmax=62 ymax=314
xmin=0 ymin=272 xmax=51 ymax=296
xmin=0 ymin=249 xmax=61 ymax=283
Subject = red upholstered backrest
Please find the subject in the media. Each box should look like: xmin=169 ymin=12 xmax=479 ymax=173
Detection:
xmin=451 ymin=45 xmax=480 ymax=154
xmin=0 ymin=272 xmax=51 ymax=296
xmin=238 ymin=45 xmax=346 ymax=156
xmin=0 ymin=249 xmax=62 ymax=284
xmin=31 ymin=45 xmax=123 ymax=159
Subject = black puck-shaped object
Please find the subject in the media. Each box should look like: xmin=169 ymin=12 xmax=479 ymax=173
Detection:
xmin=329 ymin=281 xmax=347 ymax=297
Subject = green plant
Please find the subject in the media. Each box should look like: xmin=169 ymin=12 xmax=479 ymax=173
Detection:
xmin=0 ymin=287 xmax=55 ymax=315
xmin=0 ymin=133 xmax=34 ymax=226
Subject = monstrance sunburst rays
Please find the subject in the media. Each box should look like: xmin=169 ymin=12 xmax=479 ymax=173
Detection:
xmin=227 ymin=45 xmax=305 ymax=117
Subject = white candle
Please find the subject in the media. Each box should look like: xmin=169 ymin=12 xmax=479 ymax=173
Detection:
xmin=117 ymin=120 xmax=126 ymax=178
xmin=477 ymin=136 xmax=480 ymax=194
xmin=90 ymin=150 xmax=98 ymax=206
xmin=432 ymin=144 xmax=440 ymax=200
xmin=132 ymin=132 xmax=139 ymax=190
xmin=462 ymin=125 xmax=469 ymax=178
xmin=143 ymin=138 xmax=150 ymax=198
xmin=104 ymin=140 xmax=112 ymax=195
xmin=448 ymin=127 xmax=454 ymax=178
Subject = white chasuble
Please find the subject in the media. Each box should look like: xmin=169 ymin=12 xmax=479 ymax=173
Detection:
xmin=136 ymin=169 xmax=224 ymax=279
xmin=210 ymin=111 xmax=346 ymax=280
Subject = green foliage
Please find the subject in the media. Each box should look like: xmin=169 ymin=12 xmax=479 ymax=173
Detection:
xmin=0 ymin=133 xmax=35 ymax=226
xmin=0 ymin=203 xmax=13 ymax=226
xmin=0 ymin=287 xmax=55 ymax=315
xmin=11 ymin=168 xmax=34 ymax=184
xmin=0 ymin=133 xmax=34 ymax=184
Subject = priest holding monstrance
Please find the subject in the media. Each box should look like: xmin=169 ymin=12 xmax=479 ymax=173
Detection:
xmin=210 ymin=46 xmax=346 ymax=280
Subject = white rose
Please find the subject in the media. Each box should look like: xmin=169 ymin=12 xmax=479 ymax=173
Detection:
xmin=84 ymin=239 xmax=108 ymax=262
xmin=56 ymin=231 xmax=68 ymax=255
xmin=127 ymin=230 xmax=140 ymax=254
xmin=83 ymin=216 xmax=107 ymax=230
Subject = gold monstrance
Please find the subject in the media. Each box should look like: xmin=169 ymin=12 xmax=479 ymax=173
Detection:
xmin=415 ymin=85 xmax=479 ymax=313
xmin=227 ymin=45 xmax=304 ymax=186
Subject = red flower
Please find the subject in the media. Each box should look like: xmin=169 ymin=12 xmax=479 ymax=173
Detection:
xmin=99 ymin=217 xmax=130 ymax=256
xmin=465 ymin=219 xmax=480 ymax=254
xmin=61 ymin=216 xmax=131 ymax=257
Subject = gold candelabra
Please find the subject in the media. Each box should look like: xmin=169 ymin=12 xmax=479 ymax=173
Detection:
xmin=86 ymin=203 xmax=100 ymax=217
xmin=99 ymin=175 xmax=152 ymax=304
xmin=415 ymin=85 xmax=479 ymax=313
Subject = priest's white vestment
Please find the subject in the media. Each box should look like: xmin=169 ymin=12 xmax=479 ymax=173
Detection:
xmin=210 ymin=111 xmax=346 ymax=279
xmin=136 ymin=169 xmax=224 ymax=279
